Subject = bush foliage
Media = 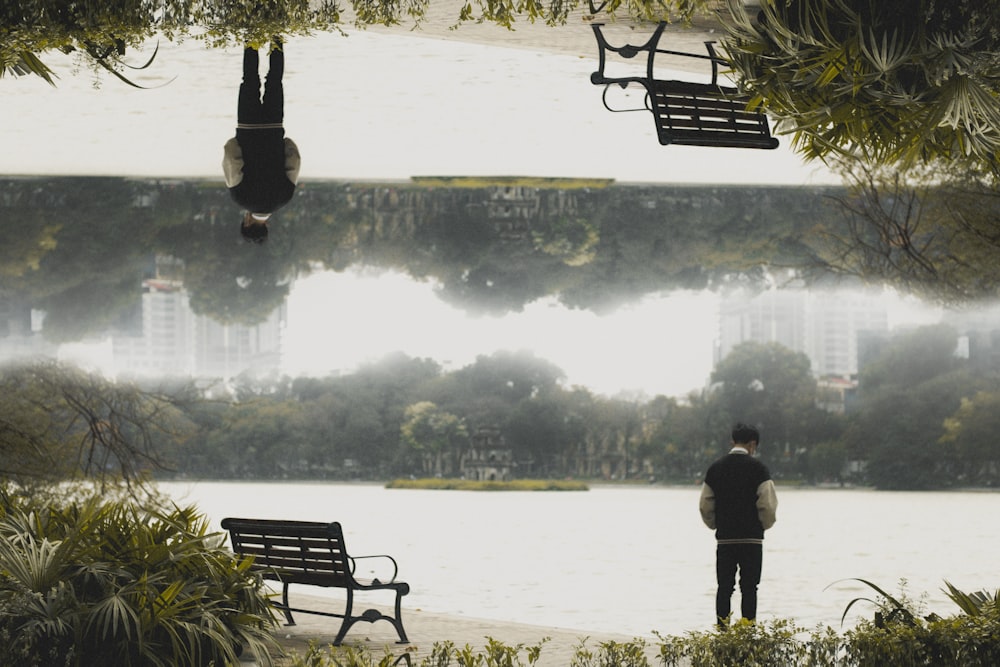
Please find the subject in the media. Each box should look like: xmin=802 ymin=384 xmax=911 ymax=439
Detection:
xmin=0 ymin=492 xmax=278 ymax=667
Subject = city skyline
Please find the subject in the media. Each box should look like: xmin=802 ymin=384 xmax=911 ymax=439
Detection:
xmin=33 ymin=266 xmax=950 ymax=399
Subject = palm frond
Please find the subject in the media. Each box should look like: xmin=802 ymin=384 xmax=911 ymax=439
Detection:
xmin=859 ymin=28 xmax=912 ymax=74
xmin=826 ymin=577 xmax=917 ymax=627
xmin=942 ymin=580 xmax=1000 ymax=616
xmin=1 ymin=51 xmax=59 ymax=87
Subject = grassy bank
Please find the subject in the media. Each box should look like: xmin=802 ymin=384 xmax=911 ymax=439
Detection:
xmin=410 ymin=176 xmax=614 ymax=189
xmin=385 ymin=478 xmax=589 ymax=491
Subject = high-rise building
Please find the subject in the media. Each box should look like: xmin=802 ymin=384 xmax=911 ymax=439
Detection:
xmin=717 ymin=288 xmax=890 ymax=378
xmin=806 ymin=290 xmax=890 ymax=377
xmin=112 ymin=279 xmax=196 ymax=377
xmin=111 ymin=274 xmax=284 ymax=381
xmin=194 ymin=307 xmax=284 ymax=381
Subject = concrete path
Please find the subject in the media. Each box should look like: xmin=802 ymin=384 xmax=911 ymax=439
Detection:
xmin=243 ymin=592 xmax=662 ymax=666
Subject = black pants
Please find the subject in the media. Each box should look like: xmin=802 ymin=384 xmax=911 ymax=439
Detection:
xmin=238 ymin=47 xmax=284 ymax=125
xmin=715 ymin=542 xmax=762 ymax=624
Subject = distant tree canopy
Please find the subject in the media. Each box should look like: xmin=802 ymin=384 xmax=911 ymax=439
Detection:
xmin=9 ymin=176 xmax=1000 ymax=353
xmin=0 ymin=361 xmax=197 ymax=489
xmin=5 ymin=324 xmax=1000 ymax=492
xmin=1 ymin=178 xmax=844 ymax=343
xmin=803 ymin=160 xmax=1000 ymax=303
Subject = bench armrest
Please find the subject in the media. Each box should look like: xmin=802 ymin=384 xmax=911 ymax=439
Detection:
xmin=590 ymin=22 xmax=725 ymax=88
xmin=598 ymin=80 xmax=653 ymax=114
xmin=349 ymin=553 xmax=400 ymax=583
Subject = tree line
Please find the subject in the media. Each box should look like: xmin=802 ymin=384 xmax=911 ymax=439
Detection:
xmin=2 ymin=177 xmax=843 ymax=342
xmin=4 ymin=321 xmax=1000 ymax=491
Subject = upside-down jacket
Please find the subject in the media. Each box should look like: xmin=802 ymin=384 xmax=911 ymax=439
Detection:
xmin=223 ymin=130 xmax=301 ymax=214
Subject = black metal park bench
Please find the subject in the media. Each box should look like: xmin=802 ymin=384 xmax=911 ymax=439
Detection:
xmin=590 ymin=21 xmax=779 ymax=149
xmin=221 ymin=517 xmax=410 ymax=646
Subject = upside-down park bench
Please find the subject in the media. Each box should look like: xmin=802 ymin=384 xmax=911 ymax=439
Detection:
xmin=221 ymin=518 xmax=410 ymax=646
xmin=589 ymin=21 xmax=779 ymax=149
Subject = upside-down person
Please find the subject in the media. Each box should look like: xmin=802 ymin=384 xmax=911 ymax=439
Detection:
xmin=222 ymin=38 xmax=300 ymax=243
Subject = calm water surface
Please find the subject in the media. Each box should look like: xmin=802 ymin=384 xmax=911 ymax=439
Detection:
xmin=158 ymin=482 xmax=999 ymax=637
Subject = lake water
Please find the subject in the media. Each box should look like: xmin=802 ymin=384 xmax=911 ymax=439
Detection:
xmin=157 ymin=481 xmax=1000 ymax=637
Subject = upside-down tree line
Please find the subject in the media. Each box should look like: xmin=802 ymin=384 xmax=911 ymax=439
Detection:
xmin=1 ymin=177 xmax=843 ymax=343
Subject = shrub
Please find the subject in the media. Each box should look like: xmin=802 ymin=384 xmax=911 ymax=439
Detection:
xmin=837 ymin=578 xmax=1000 ymax=666
xmin=0 ymin=496 xmax=277 ymax=666
xmin=570 ymin=637 xmax=652 ymax=667
xmin=287 ymin=637 xmax=547 ymax=667
xmin=844 ymin=602 xmax=1000 ymax=666
xmin=655 ymin=618 xmax=813 ymax=667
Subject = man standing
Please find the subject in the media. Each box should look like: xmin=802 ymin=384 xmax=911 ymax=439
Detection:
xmin=699 ymin=423 xmax=778 ymax=628
xmin=223 ymin=39 xmax=301 ymax=243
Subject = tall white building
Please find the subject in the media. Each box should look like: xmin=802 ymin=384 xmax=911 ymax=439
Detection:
xmin=717 ymin=288 xmax=889 ymax=378
xmin=112 ymin=279 xmax=197 ymax=377
xmin=112 ymin=277 xmax=284 ymax=381
xmin=194 ymin=309 xmax=284 ymax=381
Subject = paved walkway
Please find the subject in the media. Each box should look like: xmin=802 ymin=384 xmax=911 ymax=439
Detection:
xmin=245 ymin=593 xmax=661 ymax=666
xmin=361 ymin=2 xmax=732 ymax=70
xmin=3 ymin=0 xmax=824 ymax=185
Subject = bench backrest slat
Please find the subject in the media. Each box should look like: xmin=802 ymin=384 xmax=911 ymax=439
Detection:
xmin=221 ymin=517 xmax=353 ymax=584
xmin=648 ymin=83 xmax=778 ymax=148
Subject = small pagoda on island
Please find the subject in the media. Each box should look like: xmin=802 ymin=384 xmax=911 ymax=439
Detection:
xmin=460 ymin=426 xmax=512 ymax=481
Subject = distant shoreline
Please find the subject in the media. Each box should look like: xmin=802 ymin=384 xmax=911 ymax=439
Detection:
xmin=155 ymin=478 xmax=999 ymax=493
xmin=384 ymin=478 xmax=589 ymax=491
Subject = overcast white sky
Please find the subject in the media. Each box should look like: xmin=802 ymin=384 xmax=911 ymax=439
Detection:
xmin=282 ymin=269 xmax=723 ymax=397
xmin=279 ymin=268 xmax=944 ymax=398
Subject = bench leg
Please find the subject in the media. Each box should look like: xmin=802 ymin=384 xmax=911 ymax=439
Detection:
xmin=331 ymin=588 xmax=409 ymax=646
xmin=281 ymin=582 xmax=296 ymax=626
xmin=392 ymin=588 xmax=409 ymax=643
xmin=332 ymin=587 xmax=355 ymax=646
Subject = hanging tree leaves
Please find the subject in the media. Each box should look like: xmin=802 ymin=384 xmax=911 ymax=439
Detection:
xmin=0 ymin=361 xmax=198 ymax=489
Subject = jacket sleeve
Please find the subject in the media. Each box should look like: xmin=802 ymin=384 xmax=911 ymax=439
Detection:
xmin=222 ymin=138 xmax=244 ymax=187
xmin=284 ymin=138 xmax=301 ymax=184
xmin=756 ymin=479 xmax=778 ymax=530
xmin=699 ymin=482 xmax=716 ymax=529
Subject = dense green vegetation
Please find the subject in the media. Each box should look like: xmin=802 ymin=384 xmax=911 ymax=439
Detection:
xmin=159 ymin=321 xmax=999 ymax=490
xmin=0 ymin=492 xmax=278 ymax=666
xmin=722 ymin=0 xmax=1000 ymax=176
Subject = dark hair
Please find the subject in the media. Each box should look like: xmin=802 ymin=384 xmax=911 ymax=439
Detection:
xmin=240 ymin=216 xmax=269 ymax=244
xmin=731 ymin=423 xmax=760 ymax=446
